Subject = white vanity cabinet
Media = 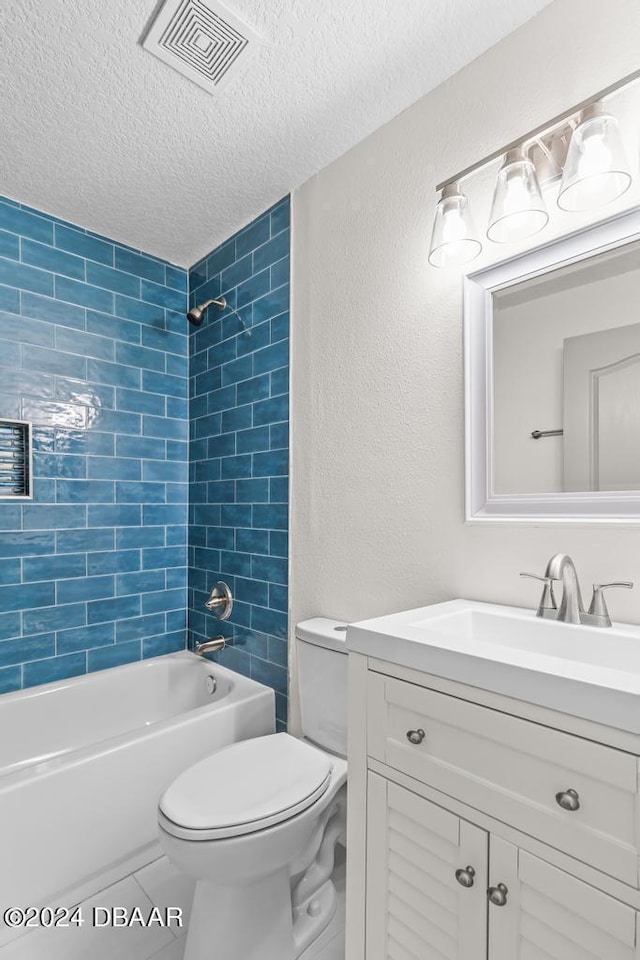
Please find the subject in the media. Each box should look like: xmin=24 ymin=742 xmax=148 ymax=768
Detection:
xmin=346 ymin=655 xmax=640 ymax=960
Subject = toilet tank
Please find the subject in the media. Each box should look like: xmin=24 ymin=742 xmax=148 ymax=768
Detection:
xmin=296 ymin=618 xmax=348 ymax=758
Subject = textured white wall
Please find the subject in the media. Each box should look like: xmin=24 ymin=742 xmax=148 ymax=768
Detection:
xmin=289 ymin=0 xmax=640 ymax=709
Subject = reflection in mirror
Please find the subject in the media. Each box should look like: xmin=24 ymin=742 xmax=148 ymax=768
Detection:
xmin=492 ymin=240 xmax=640 ymax=495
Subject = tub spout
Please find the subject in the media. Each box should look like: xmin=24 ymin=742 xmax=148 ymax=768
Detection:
xmin=194 ymin=636 xmax=226 ymax=656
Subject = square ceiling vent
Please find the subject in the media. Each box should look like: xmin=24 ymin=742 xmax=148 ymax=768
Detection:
xmin=142 ymin=0 xmax=260 ymax=93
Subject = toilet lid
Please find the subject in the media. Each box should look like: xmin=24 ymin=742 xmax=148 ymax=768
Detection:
xmin=159 ymin=733 xmax=332 ymax=839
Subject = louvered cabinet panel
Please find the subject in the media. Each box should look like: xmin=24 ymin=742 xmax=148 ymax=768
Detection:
xmin=488 ymin=836 xmax=640 ymax=960
xmin=366 ymin=772 xmax=488 ymax=960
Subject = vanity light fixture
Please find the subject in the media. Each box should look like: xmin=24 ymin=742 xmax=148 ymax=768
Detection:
xmin=428 ymin=67 xmax=640 ymax=268
xmin=427 ymin=183 xmax=481 ymax=268
xmin=487 ymin=147 xmax=548 ymax=243
xmin=557 ymin=103 xmax=632 ymax=212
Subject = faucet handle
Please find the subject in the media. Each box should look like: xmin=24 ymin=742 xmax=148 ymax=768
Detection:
xmin=587 ymin=582 xmax=633 ymax=627
xmin=520 ymin=572 xmax=558 ymax=618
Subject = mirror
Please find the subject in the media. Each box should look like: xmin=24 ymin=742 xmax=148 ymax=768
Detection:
xmin=464 ymin=206 xmax=640 ymax=521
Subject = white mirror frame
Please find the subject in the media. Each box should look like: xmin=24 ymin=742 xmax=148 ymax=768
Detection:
xmin=464 ymin=205 xmax=640 ymax=523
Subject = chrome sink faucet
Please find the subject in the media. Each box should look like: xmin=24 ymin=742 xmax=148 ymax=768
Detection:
xmin=521 ymin=553 xmax=633 ymax=628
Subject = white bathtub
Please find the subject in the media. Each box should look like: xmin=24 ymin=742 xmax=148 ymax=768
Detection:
xmin=0 ymin=652 xmax=274 ymax=920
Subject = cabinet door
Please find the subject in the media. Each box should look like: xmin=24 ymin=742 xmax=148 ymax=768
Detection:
xmin=488 ymin=835 xmax=640 ymax=960
xmin=366 ymin=772 xmax=488 ymax=960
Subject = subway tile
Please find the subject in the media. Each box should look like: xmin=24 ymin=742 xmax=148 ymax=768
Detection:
xmin=115 ymin=340 xmax=165 ymax=372
xmin=0 ymin=612 xmax=21 ymax=641
xmin=23 ymin=602 xmax=87 ymax=634
xmin=56 ymin=326 xmax=114 ymax=361
xmin=56 ymin=479 xmax=114 ymax=503
xmin=253 ymin=394 xmax=288 ymax=426
xmin=0 ymin=257 xmax=53 ymax=295
xmin=141 ymin=279 xmax=185 ymax=312
xmin=253 ymin=231 xmax=289 ymax=272
xmin=23 ymin=504 xmax=86 ymax=530
xmin=271 ymin=257 xmax=290 ymax=289
xmin=0 ymin=286 xmax=20 ymax=314
xmin=116 ymin=387 xmax=165 ymax=415
xmin=116 ymin=526 xmax=165 ymax=549
xmin=57 ymin=575 xmax=114 ymax=604
xmin=57 ymin=622 xmax=114 ymax=654
xmin=0 ymin=230 xmax=19 ymax=260
xmin=88 ymin=594 xmax=140 ymax=624
xmin=270 ymin=311 xmax=289 ymax=343
xmin=116 ymin=569 xmax=166 ymax=596
xmin=143 ymin=369 xmax=188 ymax=398
xmin=22 ymin=344 xmax=86 ymax=379
xmin=165 ymin=264 xmax=187 ymax=291
xmin=116 ymin=481 xmax=166 ymax=503
xmin=55 ymin=224 xmax=113 ymax=264
xmin=252 ymin=503 xmax=288 ymax=530
xmin=57 ymin=527 xmax=114 ymax=553
xmin=87 ymin=549 xmax=140 ymax=575
xmin=21 ymin=291 xmax=86 ymax=329
xmin=270 ymin=199 xmax=290 ymax=236
xmin=117 ymin=435 xmax=166 ymax=460
xmin=21 ymin=238 xmax=85 ymax=280
xmin=143 ymin=631 xmax=185 ymax=658
xmin=237 ymin=373 xmax=270 ymax=406
xmin=236 ymin=269 xmax=270 ymax=309
xmin=269 ymin=582 xmax=288 ymax=613
xmin=251 ymin=604 xmax=287 ymax=639
xmin=0 ymin=581 xmax=54 ymax=612
xmin=86 ymin=261 xmax=140 ymax=298
xmin=115 ymin=613 xmax=165 ymax=642
xmin=236 ymin=216 xmax=270 ymax=259
xmin=86 ymin=357 xmax=141 ymax=389
xmin=55 ymin=275 xmax=113 ymax=312
xmin=114 ymin=247 xmax=165 ymax=283
xmin=88 ymin=639 xmax=140 ymax=671
xmin=252 ymin=285 xmax=289 ymax=325
xmin=86 ymin=310 xmax=141 ymax=344
xmin=1 ymin=204 xmax=54 ymax=243
xmin=252 ymin=449 xmax=288 ymax=477
xmin=236 ymin=425 xmax=269 ymax=453
xmin=0 ymin=309 xmax=54 ymax=346
xmin=0 ymin=559 xmax=21 ymax=585
xmin=236 ymin=478 xmax=269 ymax=502
xmin=23 ymin=553 xmax=86 ymax=582
xmin=88 ymin=456 xmax=141 ymax=481
xmin=87 ymin=503 xmax=141 ymax=527
xmin=141 ymin=589 xmax=185 ymax=614
xmin=143 ymin=415 xmax=185 ymax=440
xmin=142 ymin=324 xmax=188 ymax=357
xmin=0 ymin=665 xmax=21 ymax=693
xmin=23 ymin=652 xmax=86 ymax=688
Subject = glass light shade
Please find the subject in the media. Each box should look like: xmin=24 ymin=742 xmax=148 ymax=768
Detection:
xmin=558 ymin=106 xmax=632 ymax=212
xmin=428 ymin=185 xmax=481 ymax=268
xmin=487 ymin=150 xmax=548 ymax=243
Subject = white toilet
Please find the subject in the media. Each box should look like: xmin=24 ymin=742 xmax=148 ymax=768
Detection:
xmin=158 ymin=618 xmax=348 ymax=960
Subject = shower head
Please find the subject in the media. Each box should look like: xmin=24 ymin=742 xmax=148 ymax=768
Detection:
xmin=187 ymin=298 xmax=226 ymax=326
xmin=187 ymin=296 xmax=251 ymax=336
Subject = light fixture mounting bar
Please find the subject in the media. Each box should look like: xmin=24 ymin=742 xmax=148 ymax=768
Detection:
xmin=436 ymin=67 xmax=640 ymax=192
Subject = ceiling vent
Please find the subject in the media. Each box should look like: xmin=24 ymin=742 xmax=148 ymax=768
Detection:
xmin=142 ymin=0 xmax=260 ymax=93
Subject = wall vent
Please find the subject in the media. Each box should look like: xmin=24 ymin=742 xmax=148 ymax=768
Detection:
xmin=0 ymin=420 xmax=32 ymax=500
xmin=142 ymin=0 xmax=260 ymax=93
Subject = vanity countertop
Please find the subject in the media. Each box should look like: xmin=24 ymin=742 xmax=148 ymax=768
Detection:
xmin=347 ymin=599 xmax=640 ymax=734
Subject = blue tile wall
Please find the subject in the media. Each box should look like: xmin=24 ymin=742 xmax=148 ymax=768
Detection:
xmin=0 ymin=197 xmax=188 ymax=691
xmin=188 ymin=198 xmax=290 ymax=731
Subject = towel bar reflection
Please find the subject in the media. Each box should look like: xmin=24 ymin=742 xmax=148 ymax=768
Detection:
xmin=531 ymin=429 xmax=564 ymax=440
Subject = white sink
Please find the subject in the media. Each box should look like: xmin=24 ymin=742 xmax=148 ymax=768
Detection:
xmin=347 ymin=600 xmax=640 ymax=733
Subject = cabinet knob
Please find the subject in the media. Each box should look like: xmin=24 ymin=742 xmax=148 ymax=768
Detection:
xmin=487 ymin=883 xmax=508 ymax=907
xmin=406 ymin=728 xmax=425 ymax=745
xmin=555 ymin=788 xmax=580 ymax=812
xmin=455 ymin=866 xmax=475 ymax=888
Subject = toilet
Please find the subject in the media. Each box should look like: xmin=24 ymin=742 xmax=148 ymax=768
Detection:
xmin=158 ymin=618 xmax=348 ymax=960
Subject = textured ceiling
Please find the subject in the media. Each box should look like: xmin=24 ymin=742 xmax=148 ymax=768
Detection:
xmin=0 ymin=0 xmax=552 ymax=266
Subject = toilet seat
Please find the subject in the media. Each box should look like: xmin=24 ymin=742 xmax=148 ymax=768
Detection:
xmin=159 ymin=733 xmax=333 ymax=841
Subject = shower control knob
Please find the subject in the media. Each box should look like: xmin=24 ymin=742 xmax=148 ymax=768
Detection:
xmin=406 ymin=728 xmax=425 ymax=745
xmin=204 ymin=581 xmax=233 ymax=620
xmin=455 ymin=866 xmax=475 ymax=888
